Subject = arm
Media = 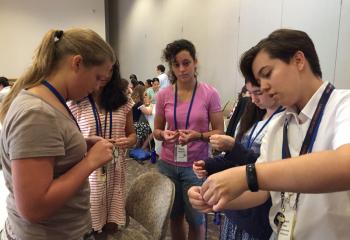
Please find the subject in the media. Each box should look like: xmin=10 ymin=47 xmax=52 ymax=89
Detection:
xmin=153 ymin=107 xmax=179 ymax=143
xmin=202 ymin=111 xmax=225 ymax=141
xmin=204 ymin=154 xmax=233 ymax=175
xmin=204 ymin=142 xmax=259 ymax=175
xmin=114 ymin=110 xmax=137 ymax=148
xmin=201 ymin=144 xmax=350 ymax=211
xmin=188 ymin=185 xmax=269 ymax=212
xmin=12 ymin=139 xmax=114 ymax=223
xmin=139 ymin=104 xmax=153 ymax=116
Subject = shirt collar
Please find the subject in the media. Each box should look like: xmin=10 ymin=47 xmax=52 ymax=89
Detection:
xmin=285 ymin=81 xmax=328 ymax=124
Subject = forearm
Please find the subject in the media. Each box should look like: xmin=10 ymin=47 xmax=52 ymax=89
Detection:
xmin=224 ymin=142 xmax=259 ymax=166
xmin=153 ymin=129 xmax=164 ymax=141
xmin=224 ymin=191 xmax=269 ymax=210
xmin=24 ymin=158 xmax=94 ymax=222
xmin=257 ymin=145 xmax=350 ymax=193
xmin=205 ymin=155 xmax=233 ymax=175
xmin=126 ymin=133 xmax=137 ymax=147
xmin=201 ymin=129 xmax=224 ymax=141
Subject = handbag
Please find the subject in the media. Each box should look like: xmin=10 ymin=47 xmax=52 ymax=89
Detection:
xmin=129 ymin=148 xmax=151 ymax=161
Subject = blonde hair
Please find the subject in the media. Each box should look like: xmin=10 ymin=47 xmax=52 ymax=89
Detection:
xmin=0 ymin=28 xmax=116 ymax=122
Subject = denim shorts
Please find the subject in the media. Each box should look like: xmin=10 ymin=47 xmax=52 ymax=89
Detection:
xmin=157 ymin=160 xmax=204 ymax=226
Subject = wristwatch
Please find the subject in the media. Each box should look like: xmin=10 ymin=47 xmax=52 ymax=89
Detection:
xmin=246 ymin=163 xmax=259 ymax=192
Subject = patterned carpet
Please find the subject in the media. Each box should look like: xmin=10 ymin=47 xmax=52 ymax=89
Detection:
xmin=98 ymin=157 xmax=222 ymax=240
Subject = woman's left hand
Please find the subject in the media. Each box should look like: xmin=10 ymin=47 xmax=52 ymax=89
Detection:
xmin=113 ymin=137 xmax=132 ymax=149
xmin=178 ymin=129 xmax=200 ymax=145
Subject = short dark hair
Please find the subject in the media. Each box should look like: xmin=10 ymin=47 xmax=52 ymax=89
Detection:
xmin=0 ymin=77 xmax=9 ymax=87
xmin=162 ymin=39 xmax=197 ymax=83
xmin=146 ymin=79 xmax=152 ymax=86
xmin=240 ymin=29 xmax=322 ymax=86
xmin=129 ymin=74 xmax=137 ymax=80
xmin=157 ymin=64 xmax=165 ymax=73
xmin=152 ymin=77 xmax=159 ymax=83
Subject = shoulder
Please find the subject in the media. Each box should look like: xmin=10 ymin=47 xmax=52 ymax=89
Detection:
xmin=9 ymin=91 xmax=57 ymax=118
xmin=198 ymin=82 xmax=219 ymax=96
xmin=197 ymin=82 xmax=220 ymax=102
xmin=157 ymin=85 xmax=173 ymax=98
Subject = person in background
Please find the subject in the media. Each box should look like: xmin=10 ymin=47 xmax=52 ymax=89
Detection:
xmin=153 ymin=39 xmax=224 ymax=240
xmin=138 ymin=80 xmax=145 ymax=86
xmin=189 ymin=29 xmax=350 ymax=240
xmin=157 ymin=64 xmax=170 ymax=89
xmin=0 ymin=28 xmax=116 ymax=240
xmin=0 ymin=77 xmax=11 ymax=102
xmin=69 ymin=64 xmax=136 ymax=236
xmin=145 ymin=77 xmax=160 ymax=105
xmin=131 ymin=85 xmax=152 ymax=149
xmin=129 ymin=74 xmax=139 ymax=90
xmin=145 ymin=79 xmax=153 ymax=89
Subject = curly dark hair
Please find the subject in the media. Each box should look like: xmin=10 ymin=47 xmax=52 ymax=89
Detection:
xmin=99 ymin=64 xmax=128 ymax=112
xmin=162 ymin=39 xmax=197 ymax=83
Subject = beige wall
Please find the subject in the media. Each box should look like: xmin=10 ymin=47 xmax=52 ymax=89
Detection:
xmin=110 ymin=0 xmax=350 ymax=104
xmin=0 ymin=0 xmax=106 ymax=79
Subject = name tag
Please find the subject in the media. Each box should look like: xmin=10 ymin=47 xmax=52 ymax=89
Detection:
xmin=277 ymin=209 xmax=296 ymax=240
xmin=98 ymin=166 xmax=106 ymax=182
xmin=175 ymin=144 xmax=188 ymax=162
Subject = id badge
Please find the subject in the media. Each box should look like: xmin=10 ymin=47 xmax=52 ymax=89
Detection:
xmin=175 ymin=144 xmax=188 ymax=162
xmin=98 ymin=167 xmax=106 ymax=182
xmin=277 ymin=209 xmax=296 ymax=240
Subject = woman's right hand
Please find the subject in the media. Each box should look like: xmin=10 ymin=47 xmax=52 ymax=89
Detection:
xmin=85 ymin=139 xmax=114 ymax=170
xmin=188 ymin=186 xmax=213 ymax=213
xmin=193 ymin=160 xmax=208 ymax=179
xmin=209 ymin=134 xmax=235 ymax=152
xmin=162 ymin=130 xmax=179 ymax=143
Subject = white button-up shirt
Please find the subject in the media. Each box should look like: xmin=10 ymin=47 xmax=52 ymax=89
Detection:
xmin=257 ymin=82 xmax=350 ymax=239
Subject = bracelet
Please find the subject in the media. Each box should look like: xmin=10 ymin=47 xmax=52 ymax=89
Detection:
xmin=200 ymin=132 xmax=204 ymax=141
xmin=246 ymin=163 xmax=259 ymax=192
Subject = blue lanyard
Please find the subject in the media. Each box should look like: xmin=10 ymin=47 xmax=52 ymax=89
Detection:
xmin=246 ymin=106 xmax=284 ymax=149
xmin=88 ymin=95 xmax=112 ymax=139
xmin=42 ymin=80 xmax=80 ymax=131
xmin=173 ymin=81 xmax=198 ymax=130
xmin=282 ymin=83 xmax=334 ymax=158
xmin=281 ymin=83 xmax=334 ymax=209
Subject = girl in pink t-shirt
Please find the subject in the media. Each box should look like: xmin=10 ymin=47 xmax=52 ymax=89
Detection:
xmin=154 ymin=39 xmax=224 ymax=240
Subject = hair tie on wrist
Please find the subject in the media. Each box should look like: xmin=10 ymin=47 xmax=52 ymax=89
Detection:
xmin=54 ymin=30 xmax=64 ymax=42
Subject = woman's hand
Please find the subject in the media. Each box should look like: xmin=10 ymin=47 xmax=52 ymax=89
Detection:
xmin=193 ymin=160 xmax=208 ymax=179
xmin=200 ymin=166 xmax=247 ymax=212
xmin=178 ymin=129 xmax=200 ymax=145
xmin=162 ymin=130 xmax=179 ymax=143
xmin=113 ymin=137 xmax=133 ymax=149
xmin=85 ymin=139 xmax=114 ymax=170
xmin=209 ymin=134 xmax=235 ymax=152
xmin=188 ymin=186 xmax=213 ymax=213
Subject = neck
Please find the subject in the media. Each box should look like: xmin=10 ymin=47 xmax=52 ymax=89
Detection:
xmin=45 ymin=74 xmax=68 ymax=100
xmin=176 ymin=78 xmax=196 ymax=91
xmin=265 ymin=105 xmax=280 ymax=119
xmin=295 ymin=76 xmax=323 ymax=112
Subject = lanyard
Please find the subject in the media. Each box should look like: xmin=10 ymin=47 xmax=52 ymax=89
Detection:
xmin=42 ymin=80 xmax=80 ymax=131
xmin=246 ymin=106 xmax=284 ymax=149
xmin=281 ymin=83 xmax=334 ymax=211
xmin=173 ymin=81 xmax=198 ymax=130
xmin=88 ymin=95 xmax=112 ymax=139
